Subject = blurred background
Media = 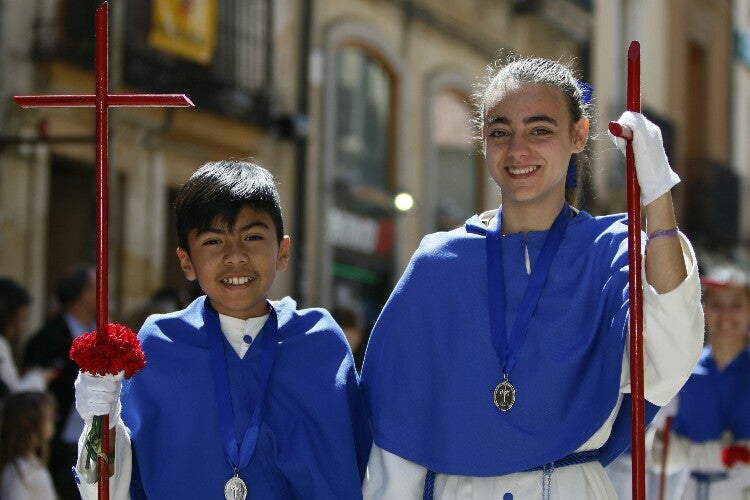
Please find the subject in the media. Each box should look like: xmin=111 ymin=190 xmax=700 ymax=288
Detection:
xmin=0 ymin=0 xmax=748 ymax=344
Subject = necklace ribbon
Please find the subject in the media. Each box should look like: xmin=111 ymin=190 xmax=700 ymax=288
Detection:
xmin=486 ymin=204 xmax=571 ymax=378
xmin=207 ymin=303 xmax=278 ymax=475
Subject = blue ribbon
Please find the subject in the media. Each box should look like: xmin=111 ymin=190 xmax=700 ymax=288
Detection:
xmin=207 ymin=303 xmax=278 ymax=474
xmin=486 ymin=203 xmax=570 ymax=377
xmin=566 ymin=81 xmax=594 ymax=189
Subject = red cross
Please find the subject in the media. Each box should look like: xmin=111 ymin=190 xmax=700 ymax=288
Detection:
xmin=14 ymin=2 xmax=192 ymax=497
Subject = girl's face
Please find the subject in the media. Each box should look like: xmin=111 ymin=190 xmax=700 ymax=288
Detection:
xmin=482 ymin=82 xmax=588 ymax=211
xmin=703 ymin=284 xmax=750 ymax=347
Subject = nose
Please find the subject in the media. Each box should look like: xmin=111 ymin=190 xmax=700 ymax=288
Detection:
xmin=506 ymin=133 xmax=528 ymax=159
xmin=223 ymin=239 xmax=248 ymax=265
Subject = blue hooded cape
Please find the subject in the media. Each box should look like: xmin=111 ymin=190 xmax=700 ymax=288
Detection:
xmin=121 ymin=296 xmax=372 ymax=499
xmin=361 ymin=209 xmax=658 ymax=476
xmin=673 ymin=347 xmax=750 ymax=442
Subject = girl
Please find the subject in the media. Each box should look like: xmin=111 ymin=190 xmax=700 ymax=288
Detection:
xmin=361 ymin=56 xmax=704 ymax=499
xmin=0 ymin=278 xmax=56 ymax=395
xmin=653 ymin=266 xmax=750 ymax=499
xmin=0 ymin=391 xmax=58 ymax=500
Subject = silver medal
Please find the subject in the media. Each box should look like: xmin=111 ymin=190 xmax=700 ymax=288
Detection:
xmin=224 ymin=474 xmax=247 ymax=500
xmin=493 ymin=377 xmax=516 ymax=411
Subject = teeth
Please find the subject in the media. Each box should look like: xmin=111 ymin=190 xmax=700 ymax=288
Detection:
xmin=223 ymin=277 xmax=251 ymax=285
xmin=508 ymin=166 xmax=538 ymax=175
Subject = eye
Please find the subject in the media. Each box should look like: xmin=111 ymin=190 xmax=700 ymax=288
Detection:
xmin=531 ymin=128 xmax=552 ymax=136
xmin=487 ymin=128 xmax=509 ymax=138
xmin=202 ymin=238 xmax=221 ymax=246
xmin=245 ymin=234 xmax=263 ymax=242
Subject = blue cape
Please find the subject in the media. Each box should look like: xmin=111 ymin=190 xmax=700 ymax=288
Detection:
xmin=361 ymin=210 xmax=658 ymax=476
xmin=122 ymin=296 xmax=372 ymax=499
xmin=673 ymin=347 xmax=750 ymax=442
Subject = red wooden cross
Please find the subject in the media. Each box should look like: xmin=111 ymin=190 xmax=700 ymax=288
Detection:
xmin=14 ymin=2 xmax=193 ymax=498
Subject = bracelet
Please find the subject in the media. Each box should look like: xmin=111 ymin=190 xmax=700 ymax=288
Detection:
xmin=646 ymin=227 xmax=679 ymax=244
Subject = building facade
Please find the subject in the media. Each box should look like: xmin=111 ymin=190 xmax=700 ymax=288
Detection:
xmin=1 ymin=0 xmax=742 ymax=339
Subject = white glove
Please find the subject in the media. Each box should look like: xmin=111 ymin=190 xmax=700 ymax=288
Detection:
xmin=608 ymin=111 xmax=680 ymax=205
xmin=74 ymin=370 xmax=123 ymax=429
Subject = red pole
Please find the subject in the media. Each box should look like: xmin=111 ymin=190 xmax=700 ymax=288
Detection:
xmin=608 ymin=40 xmax=645 ymax=500
xmin=95 ymin=3 xmax=110 ymax=498
xmin=658 ymin=416 xmax=673 ymax=500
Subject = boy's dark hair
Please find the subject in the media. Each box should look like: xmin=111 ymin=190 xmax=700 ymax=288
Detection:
xmin=174 ymin=160 xmax=284 ymax=251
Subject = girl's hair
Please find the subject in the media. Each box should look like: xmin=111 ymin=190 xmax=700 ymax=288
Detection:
xmin=472 ymin=55 xmax=593 ymax=205
xmin=0 ymin=278 xmax=31 ymax=335
xmin=0 ymin=391 xmax=55 ymax=480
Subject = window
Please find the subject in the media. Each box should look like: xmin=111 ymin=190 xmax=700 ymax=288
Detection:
xmin=334 ymin=47 xmax=393 ymax=195
xmin=432 ymin=89 xmax=479 ymax=230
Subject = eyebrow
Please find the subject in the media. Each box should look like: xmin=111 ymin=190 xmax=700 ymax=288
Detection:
xmin=486 ymin=114 xmax=559 ymax=127
xmin=200 ymin=220 xmax=271 ymax=235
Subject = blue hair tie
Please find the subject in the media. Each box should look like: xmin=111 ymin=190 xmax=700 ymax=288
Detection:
xmin=566 ymin=81 xmax=593 ymax=189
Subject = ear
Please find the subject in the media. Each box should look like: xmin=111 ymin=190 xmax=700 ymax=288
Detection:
xmin=572 ymin=117 xmax=590 ymax=153
xmin=276 ymin=236 xmax=291 ymax=272
xmin=176 ymin=247 xmax=197 ymax=281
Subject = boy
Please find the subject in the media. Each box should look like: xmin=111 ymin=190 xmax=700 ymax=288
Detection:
xmin=73 ymin=160 xmax=371 ymax=499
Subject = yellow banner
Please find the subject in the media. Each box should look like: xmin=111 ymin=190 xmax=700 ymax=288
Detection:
xmin=148 ymin=0 xmax=218 ymax=65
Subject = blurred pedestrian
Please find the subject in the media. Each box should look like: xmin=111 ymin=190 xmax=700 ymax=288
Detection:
xmin=22 ymin=264 xmax=96 ymax=500
xmin=652 ymin=265 xmax=750 ymax=499
xmin=332 ymin=305 xmax=367 ymax=371
xmin=0 ymin=278 xmax=55 ymax=396
xmin=0 ymin=391 xmax=58 ymax=500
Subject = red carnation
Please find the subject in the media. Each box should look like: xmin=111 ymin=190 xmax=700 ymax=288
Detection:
xmin=70 ymin=323 xmax=146 ymax=378
xmin=720 ymin=444 xmax=750 ymax=468
xmin=69 ymin=323 xmax=145 ymax=478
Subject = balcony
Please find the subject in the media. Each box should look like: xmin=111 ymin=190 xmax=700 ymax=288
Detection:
xmin=32 ymin=0 xmax=273 ymax=126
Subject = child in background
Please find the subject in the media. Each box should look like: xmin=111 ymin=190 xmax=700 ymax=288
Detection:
xmin=0 ymin=391 xmax=58 ymax=500
xmin=73 ymin=160 xmax=371 ymax=499
xmin=652 ymin=265 xmax=750 ymax=499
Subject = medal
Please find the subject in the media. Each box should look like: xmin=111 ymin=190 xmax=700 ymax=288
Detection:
xmin=485 ymin=205 xmax=570 ymax=412
xmin=208 ymin=301 xmax=278 ymax=500
xmin=493 ymin=376 xmax=515 ymax=411
xmin=224 ymin=473 xmax=247 ymax=500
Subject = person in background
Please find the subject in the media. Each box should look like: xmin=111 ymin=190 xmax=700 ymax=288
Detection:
xmin=651 ymin=265 xmax=750 ymax=499
xmin=23 ymin=264 xmax=96 ymax=500
xmin=332 ymin=305 xmax=367 ymax=372
xmin=0 ymin=278 xmax=56 ymax=396
xmin=0 ymin=391 xmax=58 ymax=500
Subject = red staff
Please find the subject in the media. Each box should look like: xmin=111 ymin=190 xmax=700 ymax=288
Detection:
xmin=608 ymin=40 xmax=646 ymax=500
xmin=14 ymin=2 xmax=193 ymax=498
xmin=658 ymin=416 xmax=674 ymax=500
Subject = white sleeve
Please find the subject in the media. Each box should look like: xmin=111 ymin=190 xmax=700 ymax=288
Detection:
xmin=621 ymin=231 xmax=705 ymax=406
xmin=363 ymin=443 xmax=426 ymax=499
xmin=74 ymin=419 xmax=133 ymax=500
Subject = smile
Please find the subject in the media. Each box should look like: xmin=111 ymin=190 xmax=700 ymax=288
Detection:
xmin=507 ymin=165 xmax=540 ymax=175
xmin=222 ymin=276 xmax=253 ymax=285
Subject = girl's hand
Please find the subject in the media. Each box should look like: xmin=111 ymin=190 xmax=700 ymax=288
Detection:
xmin=608 ymin=111 xmax=680 ymax=205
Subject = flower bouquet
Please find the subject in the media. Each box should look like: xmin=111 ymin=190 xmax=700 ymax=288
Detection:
xmin=70 ymin=323 xmax=146 ymax=474
xmin=720 ymin=444 xmax=750 ymax=468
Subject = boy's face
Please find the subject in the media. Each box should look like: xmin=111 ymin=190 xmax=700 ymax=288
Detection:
xmin=176 ymin=206 xmax=290 ymax=319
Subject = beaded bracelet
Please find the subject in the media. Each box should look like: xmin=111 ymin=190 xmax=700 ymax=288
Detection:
xmin=646 ymin=227 xmax=679 ymax=244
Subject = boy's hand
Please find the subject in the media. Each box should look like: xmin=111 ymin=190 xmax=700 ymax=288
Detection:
xmin=608 ymin=111 xmax=680 ymax=206
xmin=74 ymin=370 xmax=123 ymax=429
